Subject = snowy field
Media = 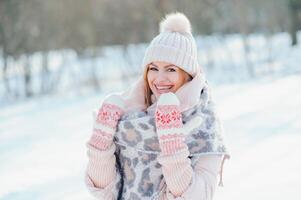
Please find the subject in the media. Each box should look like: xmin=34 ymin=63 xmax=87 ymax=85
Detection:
xmin=0 ymin=32 xmax=300 ymax=200
xmin=214 ymin=74 xmax=301 ymax=200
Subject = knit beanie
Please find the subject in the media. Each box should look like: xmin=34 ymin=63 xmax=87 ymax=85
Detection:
xmin=142 ymin=12 xmax=200 ymax=77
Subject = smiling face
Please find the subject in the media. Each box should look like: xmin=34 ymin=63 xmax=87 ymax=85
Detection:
xmin=146 ymin=61 xmax=191 ymax=99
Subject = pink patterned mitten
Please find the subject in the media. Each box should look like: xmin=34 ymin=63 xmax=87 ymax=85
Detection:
xmin=155 ymin=93 xmax=186 ymax=155
xmin=89 ymin=95 xmax=125 ymax=150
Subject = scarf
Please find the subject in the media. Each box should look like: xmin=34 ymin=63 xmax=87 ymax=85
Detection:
xmin=110 ymin=73 xmax=230 ymax=199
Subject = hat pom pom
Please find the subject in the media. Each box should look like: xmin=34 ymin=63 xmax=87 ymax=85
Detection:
xmin=159 ymin=12 xmax=191 ymax=34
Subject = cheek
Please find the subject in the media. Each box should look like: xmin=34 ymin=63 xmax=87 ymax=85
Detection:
xmin=147 ymin=72 xmax=156 ymax=92
xmin=147 ymin=72 xmax=153 ymax=85
xmin=171 ymin=72 xmax=187 ymax=90
xmin=170 ymin=73 xmax=183 ymax=86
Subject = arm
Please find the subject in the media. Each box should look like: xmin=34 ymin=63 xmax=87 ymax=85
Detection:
xmin=85 ymin=143 xmax=121 ymax=200
xmin=155 ymin=93 xmax=191 ymax=197
xmin=85 ymin=95 xmax=124 ymax=199
xmin=155 ymin=93 xmax=222 ymax=199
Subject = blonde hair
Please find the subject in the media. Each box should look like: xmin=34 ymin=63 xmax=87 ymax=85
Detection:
xmin=143 ymin=64 xmax=192 ymax=108
xmin=143 ymin=67 xmax=153 ymax=108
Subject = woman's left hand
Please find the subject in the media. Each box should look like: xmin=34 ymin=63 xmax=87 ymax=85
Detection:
xmin=155 ymin=92 xmax=187 ymax=155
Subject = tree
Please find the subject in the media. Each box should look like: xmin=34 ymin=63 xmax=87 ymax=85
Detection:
xmin=288 ymin=0 xmax=301 ymax=45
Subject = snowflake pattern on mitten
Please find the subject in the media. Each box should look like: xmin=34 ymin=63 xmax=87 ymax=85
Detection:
xmin=89 ymin=99 xmax=124 ymax=150
xmin=156 ymin=105 xmax=182 ymax=129
xmin=96 ymin=103 xmax=124 ymax=128
xmin=155 ymin=93 xmax=187 ymax=155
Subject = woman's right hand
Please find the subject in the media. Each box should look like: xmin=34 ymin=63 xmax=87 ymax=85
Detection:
xmin=96 ymin=95 xmax=125 ymax=128
xmin=89 ymin=95 xmax=125 ymax=150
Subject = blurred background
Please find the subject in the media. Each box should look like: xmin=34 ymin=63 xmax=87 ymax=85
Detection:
xmin=0 ymin=0 xmax=300 ymax=199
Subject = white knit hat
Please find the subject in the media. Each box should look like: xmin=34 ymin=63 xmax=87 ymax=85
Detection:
xmin=142 ymin=12 xmax=200 ymax=77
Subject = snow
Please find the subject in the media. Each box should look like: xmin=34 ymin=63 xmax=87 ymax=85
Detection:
xmin=214 ymin=74 xmax=301 ymax=200
xmin=0 ymin=93 xmax=100 ymax=199
xmin=0 ymin=32 xmax=301 ymax=199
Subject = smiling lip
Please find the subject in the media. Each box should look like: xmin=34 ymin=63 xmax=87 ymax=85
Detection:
xmin=155 ymin=84 xmax=173 ymax=94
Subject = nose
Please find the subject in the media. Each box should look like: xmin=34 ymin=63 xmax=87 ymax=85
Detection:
xmin=155 ymin=71 xmax=167 ymax=83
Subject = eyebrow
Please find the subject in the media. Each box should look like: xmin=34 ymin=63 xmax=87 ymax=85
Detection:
xmin=149 ymin=62 xmax=176 ymax=68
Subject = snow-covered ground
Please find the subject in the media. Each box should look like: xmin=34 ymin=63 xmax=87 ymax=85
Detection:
xmin=214 ymin=74 xmax=301 ymax=200
xmin=0 ymin=72 xmax=300 ymax=200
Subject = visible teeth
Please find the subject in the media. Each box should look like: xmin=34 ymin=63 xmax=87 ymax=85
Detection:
xmin=156 ymin=86 xmax=172 ymax=90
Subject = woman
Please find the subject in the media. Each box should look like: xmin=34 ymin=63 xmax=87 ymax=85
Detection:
xmin=85 ymin=12 xmax=230 ymax=200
